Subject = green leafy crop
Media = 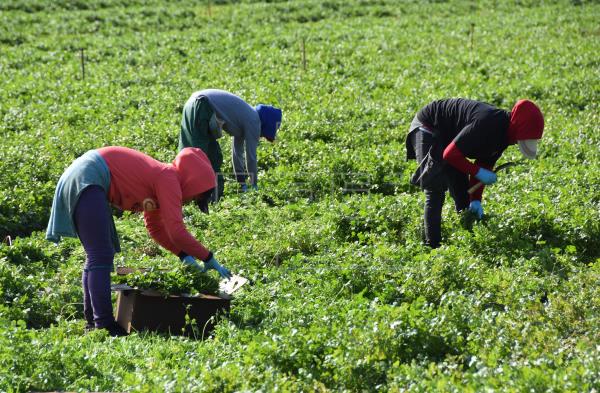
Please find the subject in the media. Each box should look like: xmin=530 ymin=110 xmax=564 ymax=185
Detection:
xmin=0 ymin=0 xmax=599 ymax=391
xmin=112 ymin=265 xmax=220 ymax=296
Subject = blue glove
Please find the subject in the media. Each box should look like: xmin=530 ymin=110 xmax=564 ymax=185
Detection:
xmin=204 ymin=256 xmax=232 ymax=280
xmin=182 ymin=255 xmax=204 ymax=272
xmin=241 ymin=183 xmax=258 ymax=192
xmin=474 ymin=168 xmax=497 ymax=185
xmin=469 ymin=200 xmax=484 ymax=219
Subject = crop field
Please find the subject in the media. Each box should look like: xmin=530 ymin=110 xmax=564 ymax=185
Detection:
xmin=1 ymin=0 xmax=599 ymax=391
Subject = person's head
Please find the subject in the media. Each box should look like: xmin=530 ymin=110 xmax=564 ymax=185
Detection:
xmin=172 ymin=148 xmax=216 ymax=214
xmin=509 ymin=99 xmax=544 ymax=159
xmin=255 ymin=104 xmax=282 ymax=142
xmin=193 ymin=189 xmax=214 ymax=214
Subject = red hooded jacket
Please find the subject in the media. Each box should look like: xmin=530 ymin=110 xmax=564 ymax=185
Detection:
xmin=98 ymin=146 xmax=216 ymax=261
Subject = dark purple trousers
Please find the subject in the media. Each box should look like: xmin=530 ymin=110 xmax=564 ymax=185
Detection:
xmin=74 ymin=185 xmax=116 ymax=328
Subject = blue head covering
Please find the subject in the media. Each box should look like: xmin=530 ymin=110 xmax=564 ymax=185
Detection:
xmin=255 ymin=104 xmax=282 ymax=141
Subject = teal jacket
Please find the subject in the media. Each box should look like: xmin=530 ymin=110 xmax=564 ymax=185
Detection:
xmin=46 ymin=150 xmax=120 ymax=252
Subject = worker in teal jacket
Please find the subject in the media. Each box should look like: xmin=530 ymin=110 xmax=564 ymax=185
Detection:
xmin=179 ymin=89 xmax=282 ymax=200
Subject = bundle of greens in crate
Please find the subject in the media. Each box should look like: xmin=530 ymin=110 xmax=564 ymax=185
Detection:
xmin=113 ymin=265 xmax=220 ymax=297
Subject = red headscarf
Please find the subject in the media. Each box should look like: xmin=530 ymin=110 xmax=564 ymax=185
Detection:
xmin=508 ymin=99 xmax=544 ymax=142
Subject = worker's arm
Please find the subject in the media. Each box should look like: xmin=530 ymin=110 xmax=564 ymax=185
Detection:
xmin=467 ymin=160 xmax=496 ymax=201
xmin=232 ymin=136 xmax=247 ymax=184
xmin=443 ymin=141 xmax=479 ymax=176
xmin=145 ymin=174 xmax=211 ymax=261
xmin=244 ymin=133 xmax=259 ymax=186
xmin=444 ymin=123 xmax=498 ymax=187
xmin=144 ymin=209 xmax=179 ymax=254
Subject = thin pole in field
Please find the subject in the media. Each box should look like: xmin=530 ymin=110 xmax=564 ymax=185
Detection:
xmin=469 ymin=23 xmax=475 ymax=57
xmin=301 ymin=38 xmax=307 ymax=71
xmin=207 ymin=0 xmax=212 ymax=17
xmin=80 ymin=48 xmax=85 ymax=80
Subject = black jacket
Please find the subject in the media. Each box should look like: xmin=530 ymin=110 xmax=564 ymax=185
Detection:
xmin=410 ymin=98 xmax=511 ymax=167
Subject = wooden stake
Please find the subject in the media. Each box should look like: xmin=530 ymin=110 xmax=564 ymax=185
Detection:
xmin=207 ymin=0 xmax=212 ymax=17
xmin=470 ymin=23 xmax=475 ymax=53
xmin=80 ymin=48 xmax=85 ymax=80
xmin=301 ymin=38 xmax=306 ymax=71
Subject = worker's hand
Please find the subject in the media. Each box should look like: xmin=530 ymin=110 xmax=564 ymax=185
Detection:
xmin=182 ymin=255 xmax=205 ymax=272
xmin=474 ymin=168 xmax=497 ymax=185
xmin=204 ymin=256 xmax=232 ymax=280
xmin=468 ymin=200 xmax=484 ymax=219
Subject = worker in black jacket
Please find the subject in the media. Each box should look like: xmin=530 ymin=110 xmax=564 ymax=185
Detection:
xmin=406 ymin=99 xmax=544 ymax=248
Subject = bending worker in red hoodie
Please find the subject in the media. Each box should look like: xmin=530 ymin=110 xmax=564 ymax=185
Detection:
xmin=406 ymin=98 xmax=544 ymax=248
xmin=46 ymin=147 xmax=232 ymax=336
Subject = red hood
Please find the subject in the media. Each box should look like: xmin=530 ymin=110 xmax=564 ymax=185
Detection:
xmin=172 ymin=148 xmax=216 ymax=200
xmin=508 ymin=99 xmax=544 ymax=142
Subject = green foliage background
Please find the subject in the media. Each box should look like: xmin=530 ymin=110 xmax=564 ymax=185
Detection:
xmin=0 ymin=0 xmax=599 ymax=391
